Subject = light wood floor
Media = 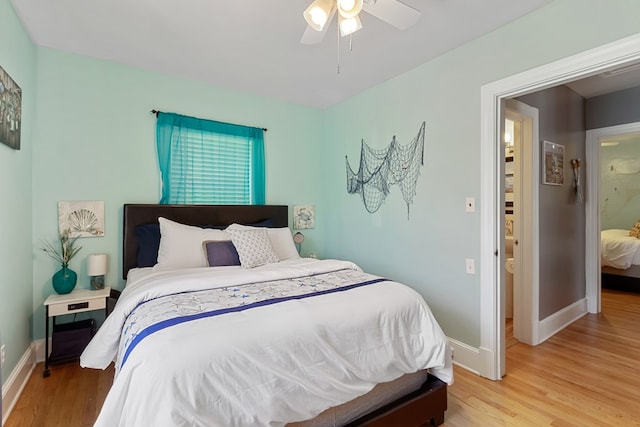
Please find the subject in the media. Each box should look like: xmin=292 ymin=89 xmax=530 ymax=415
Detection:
xmin=5 ymin=289 xmax=640 ymax=426
xmin=505 ymin=317 xmax=519 ymax=348
xmin=446 ymin=289 xmax=640 ymax=426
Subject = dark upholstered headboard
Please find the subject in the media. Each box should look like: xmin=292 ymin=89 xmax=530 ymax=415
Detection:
xmin=123 ymin=204 xmax=288 ymax=279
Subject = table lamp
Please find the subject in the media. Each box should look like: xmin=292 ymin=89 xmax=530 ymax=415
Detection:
xmin=87 ymin=253 xmax=107 ymax=290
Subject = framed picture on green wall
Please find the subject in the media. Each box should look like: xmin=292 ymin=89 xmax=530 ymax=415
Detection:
xmin=0 ymin=65 xmax=22 ymax=150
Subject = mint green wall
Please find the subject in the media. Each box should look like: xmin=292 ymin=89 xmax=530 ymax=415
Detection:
xmin=0 ymin=0 xmax=35 ymax=387
xmin=320 ymin=0 xmax=640 ymax=346
xmin=4 ymin=0 xmax=640 ymax=378
xmin=30 ymin=48 xmax=323 ymax=339
xmin=600 ymin=139 xmax=640 ymax=230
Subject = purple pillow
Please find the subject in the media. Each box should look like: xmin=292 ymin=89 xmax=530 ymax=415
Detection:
xmin=203 ymin=240 xmax=241 ymax=267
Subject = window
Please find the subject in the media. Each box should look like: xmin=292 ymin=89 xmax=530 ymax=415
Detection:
xmin=156 ymin=112 xmax=265 ymax=205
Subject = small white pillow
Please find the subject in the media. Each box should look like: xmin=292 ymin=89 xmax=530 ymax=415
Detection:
xmin=156 ymin=217 xmax=229 ymax=269
xmin=226 ymin=228 xmax=279 ymax=268
xmin=226 ymin=223 xmax=300 ymax=261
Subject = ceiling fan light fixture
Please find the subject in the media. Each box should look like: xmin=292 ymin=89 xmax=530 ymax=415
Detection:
xmin=339 ymin=15 xmax=363 ymax=37
xmin=304 ymin=0 xmax=335 ymax=31
xmin=337 ymin=0 xmax=363 ymax=18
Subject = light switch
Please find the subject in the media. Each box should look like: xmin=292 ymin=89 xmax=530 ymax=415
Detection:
xmin=465 ymin=197 xmax=475 ymax=213
xmin=465 ymin=258 xmax=475 ymax=274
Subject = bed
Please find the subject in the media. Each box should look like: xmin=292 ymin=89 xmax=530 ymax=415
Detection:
xmin=601 ymin=229 xmax=640 ymax=292
xmin=81 ymin=204 xmax=452 ymax=426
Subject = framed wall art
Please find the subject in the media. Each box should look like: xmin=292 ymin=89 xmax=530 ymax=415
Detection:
xmin=0 ymin=65 xmax=22 ymax=150
xmin=293 ymin=205 xmax=315 ymax=230
xmin=58 ymin=201 xmax=105 ymax=237
xmin=543 ymin=140 xmax=564 ymax=186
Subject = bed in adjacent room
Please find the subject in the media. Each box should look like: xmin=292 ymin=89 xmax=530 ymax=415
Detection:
xmin=81 ymin=204 xmax=452 ymax=426
xmin=601 ymin=228 xmax=640 ymax=292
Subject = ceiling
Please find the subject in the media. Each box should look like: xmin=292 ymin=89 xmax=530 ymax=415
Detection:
xmin=566 ymin=63 xmax=640 ymax=99
xmin=10 ymin=0 xmax=559 ymax=108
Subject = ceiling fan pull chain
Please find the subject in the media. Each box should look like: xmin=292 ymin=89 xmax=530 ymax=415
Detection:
xmin=349 ymin=34 xmax=353 ymax=51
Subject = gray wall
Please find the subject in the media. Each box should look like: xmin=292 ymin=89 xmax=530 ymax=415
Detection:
xmin=517 ymin=86 xmax=586 ymax=320
xmin=586 ymin=85 xmax=640 ymax=130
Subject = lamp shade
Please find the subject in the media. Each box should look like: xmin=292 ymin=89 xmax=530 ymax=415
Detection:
xmin=303 ymin=0 xmax=334 ymax=31
xmin=337 ymin=0 xmax=363 ymax=18
xmin=87 ymin=253 xmax=108 ymax=276
xmin=339 ymin=15 xmax=362 ymax=36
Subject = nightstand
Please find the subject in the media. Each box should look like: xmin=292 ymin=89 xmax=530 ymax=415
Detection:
xmin=43 ymin=287 xmax=110 ymax=377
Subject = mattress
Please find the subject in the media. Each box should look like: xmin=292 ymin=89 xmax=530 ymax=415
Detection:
xmin=81 ymin=258 xmax=453 ymax=426
xmin=601 ymin=229 xmax=640 ymax=269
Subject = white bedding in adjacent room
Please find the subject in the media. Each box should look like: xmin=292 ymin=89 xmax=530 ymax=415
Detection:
xmin=81 ymin=258 xmax=453 ymax=427
xmin=601 ymin=229 xmax=640 ymax=269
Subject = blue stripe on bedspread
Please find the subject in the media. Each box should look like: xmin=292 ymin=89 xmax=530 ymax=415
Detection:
xmin=120 ymin=276 xmax=386 ymax=368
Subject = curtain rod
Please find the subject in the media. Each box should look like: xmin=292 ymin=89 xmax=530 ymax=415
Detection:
xmin=150 ymin=110 xmax=267 ymax=132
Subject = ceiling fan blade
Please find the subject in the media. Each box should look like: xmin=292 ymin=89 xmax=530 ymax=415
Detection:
xmin=363 ymin=0 xmax=421 ymax=30
xmin=301 ymin=25 xmax=327 ymax=44
xmin=301 ymin=6 xmax=337 ymax=44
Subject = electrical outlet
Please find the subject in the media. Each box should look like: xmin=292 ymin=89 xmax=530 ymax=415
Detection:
xmin=465 ymin=258 xmax=476 ymax=275
xmin=1 ymin=344 xmax=5 ymax=368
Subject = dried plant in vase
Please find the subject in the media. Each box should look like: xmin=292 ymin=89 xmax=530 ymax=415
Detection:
xmin=41 ymin=229 xmax=82 ymax=294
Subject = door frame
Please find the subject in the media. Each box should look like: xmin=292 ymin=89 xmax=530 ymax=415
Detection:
xmin=504 ymin=100 xmax=539 ymax=352
xmin=585 ymin=121 xmax=640 ymax=314
xmin=479 ymin=33 xmax=640 ymax=380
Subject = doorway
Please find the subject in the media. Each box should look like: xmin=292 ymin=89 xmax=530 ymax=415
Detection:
xmin=479 ymin=33 xmax=640 ymax=381
xmin=586 ymin=121 xmax=640 ymax=313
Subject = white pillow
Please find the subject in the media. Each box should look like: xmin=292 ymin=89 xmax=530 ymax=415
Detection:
xmin=226 ymin=228 xmax=279 ymax=268
xmin=156 ymin=217 xmax=229 ymax=269
xmin=226 ymin=223 xmax=300 ymax=261
xmin=267 ymin=227 xmax=300 ymax=260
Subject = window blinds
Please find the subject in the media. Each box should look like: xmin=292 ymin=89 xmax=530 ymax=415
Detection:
xmin=155 ymin=112 xmax=265 ymax=205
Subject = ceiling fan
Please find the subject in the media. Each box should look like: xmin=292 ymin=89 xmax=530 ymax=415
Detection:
xmin=301 ymin=0 xmax=421 ymax=45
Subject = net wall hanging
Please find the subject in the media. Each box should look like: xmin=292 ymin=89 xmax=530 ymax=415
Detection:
xmin=346 ymin=122 xmax=425 ymax=219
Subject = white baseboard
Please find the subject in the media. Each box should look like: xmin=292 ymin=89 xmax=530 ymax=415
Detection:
xmin=448 ymin=337 xmax=481 ymax=375
xmin=33 ymin=338 xmax=48 ymax=364
xmin=446 ymin=299 xmax=588 ymax=382
xmin=2 ymin=344 xmax=36 ymax=426
xmin=538 ymin=297 xmax=588 ymax=344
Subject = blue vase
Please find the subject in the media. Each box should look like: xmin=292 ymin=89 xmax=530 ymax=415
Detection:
xmin=52 ymin=265 xmax=77 ymax=294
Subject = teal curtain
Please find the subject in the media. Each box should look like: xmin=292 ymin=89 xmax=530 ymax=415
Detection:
xmin=156 ymin=112 xmax=265 ymax=205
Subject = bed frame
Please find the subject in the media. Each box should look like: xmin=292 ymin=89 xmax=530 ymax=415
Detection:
xmin=601 ymin=265 xmax=640 ymax=293
xmin=122 ymin=203 xmax=447 ymax=426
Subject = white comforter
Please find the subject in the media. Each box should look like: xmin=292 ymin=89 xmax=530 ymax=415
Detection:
xmin=81 ymin=258 xmax=452 ymax=427
xmin=601 ymin=229 xmax=640 ymax=269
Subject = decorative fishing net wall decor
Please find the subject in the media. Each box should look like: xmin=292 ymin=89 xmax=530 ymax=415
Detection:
xmin=346 ymin=122 xmax=425 ymax=219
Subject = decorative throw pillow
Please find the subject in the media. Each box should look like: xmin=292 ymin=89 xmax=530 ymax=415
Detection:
xmin=203 ymin=240 xmax=241 ymax=267
xmin=226 ymin=223 xmax=300 ymax=261
xmin=226 ymin=228 xmax=279 ymax=268
xmin=629 ymin=219 xmax=640 ymax=238
xmin=156 ymin=217 xmax=229 ymax=269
